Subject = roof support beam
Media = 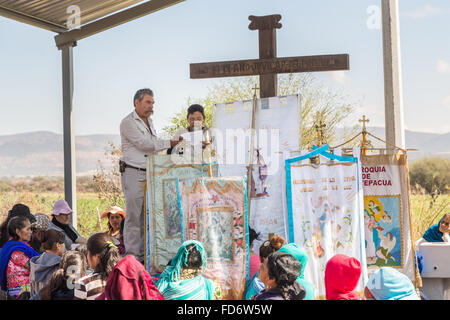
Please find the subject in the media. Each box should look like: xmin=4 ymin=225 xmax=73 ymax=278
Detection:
xmin=61 ymin=44 xmax=77 ymax=228
xmin=55 ymin=0 xmax=184 ymax=49
xmin=0 ymin=5 xmax=67 ymax=33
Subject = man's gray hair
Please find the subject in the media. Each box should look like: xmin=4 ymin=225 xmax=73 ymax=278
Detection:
xmin=133 ymin=88 xmax=154 ymax=107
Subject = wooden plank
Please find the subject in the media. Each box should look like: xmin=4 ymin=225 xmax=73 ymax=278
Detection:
xmin=190 ymin=54 xmax=349 ymax=79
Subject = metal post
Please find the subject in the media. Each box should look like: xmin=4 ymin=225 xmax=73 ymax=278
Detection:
xmin=61 ymin=43 xmax=77 ymax=228
xmin=382 ymin=0 xmax=406 ymax=152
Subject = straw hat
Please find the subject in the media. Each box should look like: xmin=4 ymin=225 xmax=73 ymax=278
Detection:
xmin=100 ymin=206 xmax=126 ymax=219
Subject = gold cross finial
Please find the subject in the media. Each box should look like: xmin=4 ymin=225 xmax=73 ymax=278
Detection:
xmin=359 ymin=115 xmax=369 ymax=132
xmin=314 ymin=112 xmax=326 ymax=147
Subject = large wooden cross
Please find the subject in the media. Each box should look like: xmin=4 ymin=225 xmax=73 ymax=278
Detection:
xmin=190 ymin=14 xmax=350 ymax=98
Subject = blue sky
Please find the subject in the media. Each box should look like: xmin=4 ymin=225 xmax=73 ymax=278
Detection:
xmin=0 ymin=0 xmax=449 ymax=136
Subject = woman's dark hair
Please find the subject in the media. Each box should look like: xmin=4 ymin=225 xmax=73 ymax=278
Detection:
xmin=39 ymin=251 xmax=87 ymax=300
xmin=249 ymin=227 xmax=261 ymax=248
xmin=74 ymin=244 xmax=88 ymax=268
xmin=7 ymin=216 xmax=29 ymax=241
xmin=267 ymin=251 xmax=302 ymax=300
xmin=0 ymin=204 xmax=34 ymax=247
xmin=87 ymin=233 xmax=121 ymax=281
xmin=259 ymin=234 xmax=285 ymax=262
xmin=187 ymin=104 xmax=205 ymax=119
xmin=41 ymin=229 xmax=65 ymax=251
xmin=184 ymin=244 xmax=203 ymax=269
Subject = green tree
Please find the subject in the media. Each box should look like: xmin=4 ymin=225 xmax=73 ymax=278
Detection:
xmin=162 ymin=73 xmax=360 ymax=148
xmin=409 ymin=157 xmax=450 ymax=194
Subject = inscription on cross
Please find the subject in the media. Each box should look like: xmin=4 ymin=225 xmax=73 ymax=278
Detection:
xmin=190 ymin=14 xmax=350 ymax=98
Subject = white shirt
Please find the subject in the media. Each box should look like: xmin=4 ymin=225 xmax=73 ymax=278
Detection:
xmin=120 ymin=111 xmax=171 ymax=168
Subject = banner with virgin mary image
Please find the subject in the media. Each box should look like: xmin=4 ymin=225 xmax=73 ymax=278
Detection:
xmin=177 ymin=176 xmax=249 ymax=300
xmin=145 ymin=154 xmax=218 ymax=273
xmin=285 ymin=148 xmax=367 ymax=299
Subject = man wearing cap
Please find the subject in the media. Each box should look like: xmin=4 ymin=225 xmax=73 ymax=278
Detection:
xmin=120 ymin=88 xmax=182 ymax=263
xmin=47 ymin=200 xmax=85 ymax=250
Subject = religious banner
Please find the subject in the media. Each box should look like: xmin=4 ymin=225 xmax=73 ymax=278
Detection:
xmin=145 ymin=154 xmax=218 ymax=273
xmin=213 ymin=94 xmax=300 ymax=250
xmin=361 ymin=154 xmax=416 ymax=282
xmin=285 ymin=146 xmax=367 ymax=300
xmin=177 ymin=176 xmax=249 ymax=300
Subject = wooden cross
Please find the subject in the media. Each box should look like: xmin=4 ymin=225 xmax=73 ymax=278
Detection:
xmin=190 ymin=14 xmax=350 ymax=98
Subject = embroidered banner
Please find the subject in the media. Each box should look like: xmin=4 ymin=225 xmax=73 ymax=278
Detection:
xmin=361 ymin=154 xmax=416 ymax=282
xmin=177 ymin=177 xmax=249 ymax=300
xmin=214 ymin=95 xmax=301 ymax=250
xmin=145 ymin=154 xmax=218 ymax=273
xmin=285 ymin=148 xmax=367 ymax=299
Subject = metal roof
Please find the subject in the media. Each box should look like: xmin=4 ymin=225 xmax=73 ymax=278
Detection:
xmin=0 ymin=0 xmax=180 ymax=34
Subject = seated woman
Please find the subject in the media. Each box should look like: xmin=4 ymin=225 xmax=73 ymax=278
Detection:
xmin=0 ymin=204 xmax=36 ymax=249
xmin=365 ymin=267 xmax=420 ymax=300
xmin=28 ymin=213 xmax=51 ymax=254
xmin=39 ymin=250 xmax=87 ymax=300
xmin=100 ymin=206 xmax=126 ymax=255
xmin=96 ymin=254 xmax=164 ymax=300
xmin=48 ymin=200 xmax=85 ymax=250
xmin=252 ymin=251 xmax=305 ymax=300
xmin=278 ymin=243 xmax=315 ymax=300
xmin=422 ymin=213 xmax=450 ymax=243
xmin=156 ymin=240 xmax=221 ymax=300
xmin=325 ymin=254 xmax=362 ymax=300
xmin=74 ymin=233 xmax=121 ymax=300
xmin=244 ymin=234 xmax=285 ymax=300
xmin=168 ymin=104 xmax=214 ymax=157
xmin=29 ymin=229 xmax=66 ymax=298
xmin=0 ymin=216 xmax=39 ymax=299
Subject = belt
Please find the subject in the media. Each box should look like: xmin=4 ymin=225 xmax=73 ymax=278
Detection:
xmin=124 ymin=162 xmax=146 ymax=172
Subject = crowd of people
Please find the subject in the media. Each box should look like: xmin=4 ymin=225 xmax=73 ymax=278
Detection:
xmin=0 ymin=90 xmax=446 ymax=301
xmin=0 ymin=201 xmax=442 ymax=301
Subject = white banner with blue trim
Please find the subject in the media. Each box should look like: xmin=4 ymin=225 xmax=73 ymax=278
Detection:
xmin=285 ymin=145 xmax=367 ymax=299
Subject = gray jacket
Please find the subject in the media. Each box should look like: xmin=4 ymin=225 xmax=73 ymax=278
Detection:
xmin=29 ymin=252 xmax=61 ymax=297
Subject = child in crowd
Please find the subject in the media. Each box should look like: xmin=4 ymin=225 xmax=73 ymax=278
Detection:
xmin=74 ymin=233 xmax=121 ymax=300
xmin=324 ymin=254 xmax=362 ymax=300
xmin=97 ymin=254 xmax=163 ymax=300
xmin=278 ymin=243 xmax=315 ymax=300
xmin=365 ymin=267 xmax=420 ymax=300
xmin=39 ymin=250 xmax=87 ymax=300
xmin=29 ymin=229 xmax=65 ymax=298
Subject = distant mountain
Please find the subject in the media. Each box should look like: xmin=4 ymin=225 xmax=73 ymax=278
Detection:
xmin=0 ymin=131 xmax=121 ymax=177
xmin=0 ymin=129 xmax=448 ymax=177
xmin=336 ymin=127 xmax=450 ymax=162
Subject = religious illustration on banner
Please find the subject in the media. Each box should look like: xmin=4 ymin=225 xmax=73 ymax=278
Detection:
xmin=177 ymin=177 xmax=249 ymax=300
xmin=361 ymin=154 xmax=415 ymax=281
xmin=286 ymin=151 xmax=367 ymax=299
xmin=145 ymin=154 xmax=218 ymax=273
xmin=214 ymin=95 xmax=300 ymax=250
